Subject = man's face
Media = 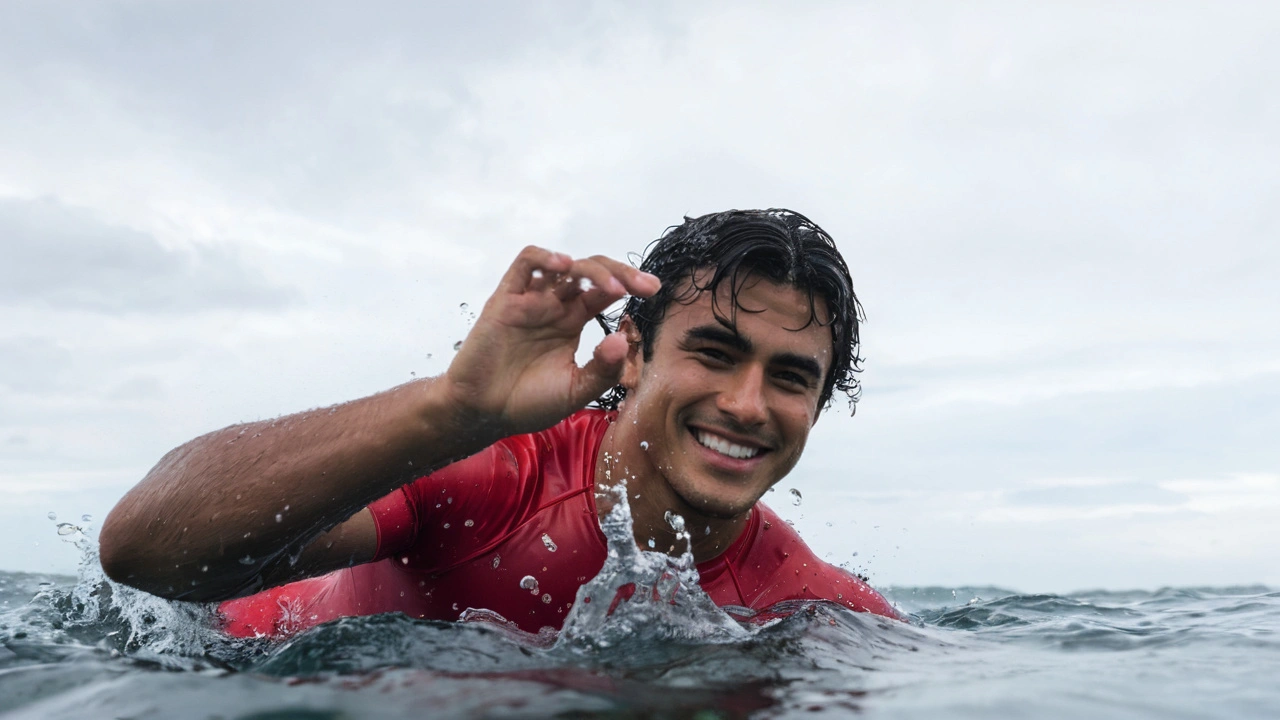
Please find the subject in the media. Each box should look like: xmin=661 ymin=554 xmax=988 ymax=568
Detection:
xmin=619 ymin=272 xmax=832 ymax=519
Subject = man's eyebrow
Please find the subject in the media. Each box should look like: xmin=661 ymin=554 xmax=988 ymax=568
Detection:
xmin=773 ymin=353 xmax=823 ymax=382
xmin=685 ymin=323 xmax=751 ymax=354
xmin=685 ymin=322 xmax=824 ymax=381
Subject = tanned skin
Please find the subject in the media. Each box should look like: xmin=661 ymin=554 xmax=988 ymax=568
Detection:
xmin=102 ymin=249 xmax=835 ymax=606
xmin=99 ymin=248 xmax=660 ymax=601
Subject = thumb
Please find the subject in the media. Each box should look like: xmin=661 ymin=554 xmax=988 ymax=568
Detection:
xmin=568 ymin=332 xmax=629 ymax=408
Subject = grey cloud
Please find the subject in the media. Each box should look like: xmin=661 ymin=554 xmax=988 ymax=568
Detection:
xmin=0 ymin=197 xmax=294 ymax=313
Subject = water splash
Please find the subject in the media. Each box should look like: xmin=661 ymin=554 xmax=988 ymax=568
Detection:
xmin=555 ymin=482 xmax=748 ymax=654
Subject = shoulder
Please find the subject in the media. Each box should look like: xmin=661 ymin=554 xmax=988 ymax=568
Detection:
xmin=736 ymin=503 xmax=900 ymax=620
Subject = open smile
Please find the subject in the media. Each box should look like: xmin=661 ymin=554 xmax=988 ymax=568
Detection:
xmin=688 ymin=425 xmax=771 ymax=462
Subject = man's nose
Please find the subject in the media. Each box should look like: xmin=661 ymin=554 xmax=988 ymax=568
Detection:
xmin=716 ymin=365 xmax=768 ymax=426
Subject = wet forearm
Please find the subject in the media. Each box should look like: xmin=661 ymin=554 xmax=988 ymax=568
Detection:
xmin=99 ymin=377 xmax=490 ymax=598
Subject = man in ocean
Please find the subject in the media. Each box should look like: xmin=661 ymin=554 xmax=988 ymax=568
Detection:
xmin=99 ymin=209 xmax=899 ymax=636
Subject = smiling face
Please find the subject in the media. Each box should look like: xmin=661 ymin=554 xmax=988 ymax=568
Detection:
xmin=615 ymin=272 xmax=832 ymax=520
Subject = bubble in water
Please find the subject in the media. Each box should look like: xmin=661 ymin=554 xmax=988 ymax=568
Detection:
xmin=541 ymin=593 xmax=552 ymax=604
xmin=520 ymin=575 xmax=539 ymax=594
xmin=464 ymin=519 xmax=474 ymax=527
xmin=541 ymin=533 xmax=558 ymax=552
xmin=453 ymin=340 xmax=463 ymax=351
xmin=55 ymin=523 xmax=79 ymax=536
xmin=492 ymin=554 xmax=501 ymax=568
xmin=639 ymin=441 xmax=649 ymax=450
xmin=789 ymin=488 xmax=803 ymax=506
xmin=47 ymin=512 xmax=56 ymax=521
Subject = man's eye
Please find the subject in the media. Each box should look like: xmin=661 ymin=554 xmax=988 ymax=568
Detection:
xmin=697 ymin=348 xmax=731 ymax=363
xmin=775 ymin=372 xmax=811 ymax=388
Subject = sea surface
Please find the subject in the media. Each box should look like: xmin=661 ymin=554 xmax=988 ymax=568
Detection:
xmin=1 ymin=526 xmax=1277 ymax=719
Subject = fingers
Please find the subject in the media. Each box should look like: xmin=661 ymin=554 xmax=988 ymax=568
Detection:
xmin=569 ymin=332 xmax=630 ymax=408
xmin=501 ymin=246 xmax=573 ymax=294
xmin=500 ymin=247 xmax=660 ymax=324
xmin=551 ymin=255 xmax=660 ymax=313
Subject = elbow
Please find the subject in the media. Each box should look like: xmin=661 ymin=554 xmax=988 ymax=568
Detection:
xmin=98 ymin=508 xmax=143 ymax=588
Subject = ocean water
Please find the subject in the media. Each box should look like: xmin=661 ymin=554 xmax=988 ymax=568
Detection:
xmin=1 ymin=529 xmax=1277 ymax=718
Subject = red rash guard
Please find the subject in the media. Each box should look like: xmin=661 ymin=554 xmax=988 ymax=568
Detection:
xmin=219 ymin=410 xmax=898 ymax=638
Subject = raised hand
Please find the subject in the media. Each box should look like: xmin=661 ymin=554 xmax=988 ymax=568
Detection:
xmin=442 ymin=246 xmax=660 ymax=438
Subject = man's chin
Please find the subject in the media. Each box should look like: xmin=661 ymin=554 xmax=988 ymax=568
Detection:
xmin=670 ymin=488 xmax=758 ymax=521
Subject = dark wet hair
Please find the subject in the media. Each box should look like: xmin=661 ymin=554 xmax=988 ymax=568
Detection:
xmin=596 ymin=208 xmax=864 ymax=413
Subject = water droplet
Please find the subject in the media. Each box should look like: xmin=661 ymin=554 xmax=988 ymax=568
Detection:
xmin=275 ymin=514 xmax=283 ymax=523
xmin=578 ymin=277 xmax=594 ymax=292
xmin=639 ymin=441 xmax=649 ymax=450
xmin=492 ymin=554 xmax=501 ymax=568
xmin=239 ymin=555 xmax=254 ymax=565
xmin=825 ymin=521 xmax=832 ymax=527
xmin=531 ymin=269 xmax=543 ymax=279
xmin=459 ymin=302 xmax=469 ymax=311
xmin=464 ymin=519 xmax=474 ymax=527
xmin=541 ymin=533 xmax=558 ymax=552
xmin=789 ymin=488 xmax=802 ymax=506
xmin=409 ymin=371 xmax=416 ymax=378
xmin=426 ymin=353 xmax=433 ymax=360
xmin=453 ymin=340 xmax=463 ymax=351
xmin=400 ymin=556 xmax=410 ymax=565
xmin=55 ymin=523 xmax=79 ymax=536
xmin=443 ymin=523 xmax=451 ymax=529
xmin=663 ymin=510 xmax=685 ymax=532
xmin=200 ymin=565 xmax=209 ymax=572
xmin=541 ymin=593 xmax=552 ymax=604
xmin=81 ymin=514 xmax=92 ymax=523
xmin=520 ymin=575 xmax=539 ymax=594
xmin=647 ymin=538 xmax=656 ymax=548
xmin=47 ymin=512 xmax=56 ymax=521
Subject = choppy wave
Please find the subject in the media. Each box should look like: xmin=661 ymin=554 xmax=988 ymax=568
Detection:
xmin=1 ymin=524 xmax=1277 ymax=718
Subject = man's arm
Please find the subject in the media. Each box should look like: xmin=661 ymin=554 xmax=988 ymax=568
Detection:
xmin=99 ymin=247 xmax=659 ymax=602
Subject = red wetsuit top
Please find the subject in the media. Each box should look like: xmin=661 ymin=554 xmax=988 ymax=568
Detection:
xmin=219 ymin=410 xmax=897 ymax=638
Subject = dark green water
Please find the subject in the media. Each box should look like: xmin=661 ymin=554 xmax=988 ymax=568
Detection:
xmin=1 ymin=538 xmax=1277 ymax=719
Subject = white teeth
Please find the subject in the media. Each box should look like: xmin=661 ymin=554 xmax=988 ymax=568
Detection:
xmin=695 ymin=430 xmax=761 ymax=460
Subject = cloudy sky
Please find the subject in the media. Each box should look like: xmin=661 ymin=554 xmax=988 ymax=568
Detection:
xmin=2 ymin=1 xmax=1277 ymax=592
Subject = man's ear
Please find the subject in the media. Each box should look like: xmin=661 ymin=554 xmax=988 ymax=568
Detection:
xmin=618 ymin=315 xmax=643 ymax=390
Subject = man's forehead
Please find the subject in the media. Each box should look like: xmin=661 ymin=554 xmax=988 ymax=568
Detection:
xmin=673 ymin=268 xmax=834 ymax=329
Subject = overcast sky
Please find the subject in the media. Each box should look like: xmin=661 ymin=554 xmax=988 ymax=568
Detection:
xmin=2 ymin=1 xmax=1277 ymax=592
